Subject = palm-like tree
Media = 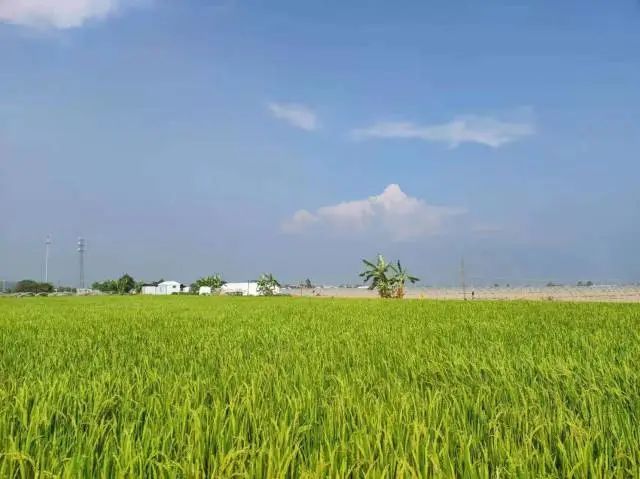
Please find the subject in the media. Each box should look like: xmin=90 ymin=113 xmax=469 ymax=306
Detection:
xmin=389 ymin=261 xmax=419 ymax=298
xmin=116 ymin=274 xmax=135 ymax=295
xmin=360 ymin=254 xmax=394 ymax=298
xmin=194 ymin=274 xmax=226 ymax=293
xmin=257 ymin=273 xmax=280 ymax=296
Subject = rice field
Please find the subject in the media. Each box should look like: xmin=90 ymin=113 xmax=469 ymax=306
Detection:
xmin=0 ymin=296 xmax=639 ymax=478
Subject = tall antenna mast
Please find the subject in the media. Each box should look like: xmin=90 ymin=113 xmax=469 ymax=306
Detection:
xmin=44 ymin=235 xmax=52 ymax=283
xmin=460 ymin=257 xmax=466 ymax=300
xmin=77 ymin=237 xmax=86 ymax=289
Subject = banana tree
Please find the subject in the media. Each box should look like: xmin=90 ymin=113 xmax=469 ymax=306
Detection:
xmin=257 ymin=273 xmax=280 ymax=296
xmin=359 ymin=254 xmax=394 ymax=298
xmin=194 ymin=274 xmax=226 ymax=293
xmin=389 ymin=261 xmax=419 ymax=298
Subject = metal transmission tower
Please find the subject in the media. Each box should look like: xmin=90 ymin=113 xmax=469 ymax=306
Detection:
xmin=77 ymin=237 xmax=86 ymax=289
xmin=44 ymin=235 xmax=52 ymax=283
xmin=460 ymin=257 xmax=466 ymax=300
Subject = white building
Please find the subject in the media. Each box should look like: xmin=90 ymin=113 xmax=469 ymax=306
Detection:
xmin=222 ymin=282 xmax=258 ymax=296
xmin=198 ymin=286 xmax=212 ymax=295
xmin=221 ymin=281 xmax=280 ymax=296
xmin=141 ymin=284 xmax=159 ymax=295
xmin=141 ymin=281 xmax=188 ymax=295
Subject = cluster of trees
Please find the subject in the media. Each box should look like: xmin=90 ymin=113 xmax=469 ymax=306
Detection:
xmin=6 ymin=281 xmax=79 ymax=294
xmin=92 ymin=274 xmax=137 ymax=294
xmin=14 ymin=280 xmax=55 ymax=294
xmin=359 ymin=254 xmax=419 ymax=299
xmin=191 ymin=274 xmax=225 ymax=293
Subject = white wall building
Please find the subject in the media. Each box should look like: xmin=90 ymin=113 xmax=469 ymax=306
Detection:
xmin=221 ymin=281 xmax=280 ymax=296
xmin=157 ymin=281 xmax=182 ymax=295
xmin=141 ymin=285 xmax=158 ymax=295
xmin=141 ymin=281 xmax=188 ymax=295
xmin=222 ymin=282 xmax=258 ymax=296
xmin=198 ymin=286 xmax=212 ymax=295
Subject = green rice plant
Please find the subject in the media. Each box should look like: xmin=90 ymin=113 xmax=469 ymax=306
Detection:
xmin=0 ymin=297 xmax=639 ymax=477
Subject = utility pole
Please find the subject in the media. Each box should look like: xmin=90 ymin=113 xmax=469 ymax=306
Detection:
xmin=77 ymin=237 xmax=86 ymax=289
xmin=460 ymin=257 xmax=466 ymax=300
xmin=44 ymin=235 xmax=52 ymax=283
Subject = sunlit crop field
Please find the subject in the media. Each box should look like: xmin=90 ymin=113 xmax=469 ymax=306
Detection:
xmin=1 ymin=297 xmax=639 ymax=477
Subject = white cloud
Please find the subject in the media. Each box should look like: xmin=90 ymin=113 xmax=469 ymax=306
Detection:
xmin=282 ymin=209 xmax=318 ymax=234
xmin=352 ymin=114 xmax=534 ymax=148
xmin=282 ymin=184 xmax=465 ymax=241
xmin=0 ymin=0 xmax=139 ymax=29
xmin=268 ymin=102 xmax=318 ymax=131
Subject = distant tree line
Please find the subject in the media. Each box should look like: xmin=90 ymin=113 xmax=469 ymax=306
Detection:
xmin=4 ymin=280 xmax=76 ymax=294
xmin=13 ymin=280 xmax=55 ymax=294
xmin=92 ymin=274 xmax=136 ymax=295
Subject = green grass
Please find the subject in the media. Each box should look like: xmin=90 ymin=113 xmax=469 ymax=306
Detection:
xmin=0 ymin=297 xmax=639 ymax=478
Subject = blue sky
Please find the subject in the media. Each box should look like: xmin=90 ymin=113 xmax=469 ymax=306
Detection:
xmin=1 ymin=0 xmax=639 ymax=286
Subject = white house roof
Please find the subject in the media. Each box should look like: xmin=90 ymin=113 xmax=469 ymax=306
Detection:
xmin=158 ymin=281 xmax=181 ymax=286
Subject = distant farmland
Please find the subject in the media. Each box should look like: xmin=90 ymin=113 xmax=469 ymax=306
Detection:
xmin=1 ymin=297 xmax=639 ymax=477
